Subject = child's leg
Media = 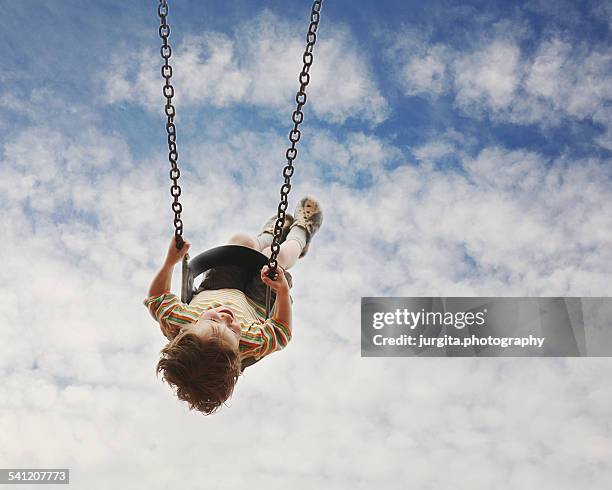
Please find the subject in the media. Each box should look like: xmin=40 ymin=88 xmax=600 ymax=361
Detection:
xmin=255 ymin=214 xmax=294 ymax=252
xmin=227 ymin=232 xmax=301 ymax=270
xmin=261 ymin=239 xmax=302 ymax=270
xmin=227 ymin=233 xmax=259 ymax=250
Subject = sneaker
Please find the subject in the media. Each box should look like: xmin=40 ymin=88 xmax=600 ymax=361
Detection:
xmin=290 ymin=196 xmax=323 ymax=258
xmin=259 ymin=213 xmax=295 ymax=243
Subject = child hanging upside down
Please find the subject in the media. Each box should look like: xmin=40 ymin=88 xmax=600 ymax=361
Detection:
xmin=143 ymin=197 xmax=323 ymax=415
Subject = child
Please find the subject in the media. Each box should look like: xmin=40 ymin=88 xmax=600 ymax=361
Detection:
xmin=144 ymin=197 xmax=323 ymax=414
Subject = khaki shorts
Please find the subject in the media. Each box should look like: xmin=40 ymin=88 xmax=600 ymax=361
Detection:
xmin=193 ymin=264 xmax=293 ymax=309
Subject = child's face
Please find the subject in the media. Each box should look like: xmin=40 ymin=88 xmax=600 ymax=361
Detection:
xmin=186 ymin=307 xmax=241 ymax=351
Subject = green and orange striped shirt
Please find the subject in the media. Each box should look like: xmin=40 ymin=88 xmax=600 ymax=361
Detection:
xmin=143 ymin=289 xmax=292 ymax=362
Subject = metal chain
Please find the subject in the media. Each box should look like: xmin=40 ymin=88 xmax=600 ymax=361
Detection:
xmin=158 ymin=0 xmax=184 ymax=250
xmin=267 ymin=0 xmax=323 ymax=279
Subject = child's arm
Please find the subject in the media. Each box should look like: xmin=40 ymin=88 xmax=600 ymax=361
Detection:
xmin=147 ymin=236 xmax=191 ymax=297
xmin=271 ymin=289 xmax=292 ymax=334
xmin=144 ymin=236 xmax=195 ymax=340
xmin=148 ymin=263 xmax=174 ymax=297
xmin=260 ymin=265 xmax=292 ymax=333
xmin=238 ymin=266 xmax=293 ymax=360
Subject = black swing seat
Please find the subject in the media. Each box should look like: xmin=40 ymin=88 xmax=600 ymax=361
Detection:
xmin=181 ymin=245 xmax=269 ymax=305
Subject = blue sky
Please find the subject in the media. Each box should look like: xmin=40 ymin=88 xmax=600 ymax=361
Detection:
xmin=1 ymin=1 xmax=612 ymax=488
xmin=7 ymin=0 xmax=612 ymax=167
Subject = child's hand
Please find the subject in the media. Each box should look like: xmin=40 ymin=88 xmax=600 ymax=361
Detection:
xmin=260 ymin=265 xmax=290 ymax=294
xmin=164 ymin=235 xmax=191 ymax=267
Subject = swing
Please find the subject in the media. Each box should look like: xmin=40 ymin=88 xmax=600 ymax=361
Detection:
xmin=157 ymin=0 xmax=323 ymax=318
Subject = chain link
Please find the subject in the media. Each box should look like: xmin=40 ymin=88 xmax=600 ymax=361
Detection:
xmin=157 ymin=0 xmax=322 ymax=258
xmin=158 ymin=0 xmax=184 ymax=250
xmin=267 ymin=0 xmax=323 ymax=278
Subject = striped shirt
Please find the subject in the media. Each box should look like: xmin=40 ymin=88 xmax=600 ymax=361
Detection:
xmin=143 ymin=289 xmax=292 ymax=363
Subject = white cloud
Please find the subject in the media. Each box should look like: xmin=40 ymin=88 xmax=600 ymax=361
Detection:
xmin=412 ymin=132 xmax=466 ymax=165
xmin=101 ymin=11 xmax=389 ymax=126
xmin=454 ymin=40 xmax=522 ymax=110
xmin=525 ymin=38 xmax=612 ymax=118
xmin=0 ymin=88 xmax=99 ymax=129
xmin=402 ymin=50 xmax=448 ymax=95
xmin=524 ymin=38 xmax=571 ymax=100
xmin=305 ymin=130 xmax=402 ymax=185
xmin=593 ymin=1 xmax=612 ymax=30
xmin=387 ymin=29 xmax=451 ymax=98
xmin=413 ymin=140 xmax=455 ymax=161
xmin=388 ymin=27 xmax=612 ymax=148
xmin=2 ymin=117 xmax=612 ymax=487
xmin=3 ymin=8 xmax=612 ymax=483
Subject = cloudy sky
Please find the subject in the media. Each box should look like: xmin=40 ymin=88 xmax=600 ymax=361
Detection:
xmin=1 ymin=0 xmax=611 ymax=488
